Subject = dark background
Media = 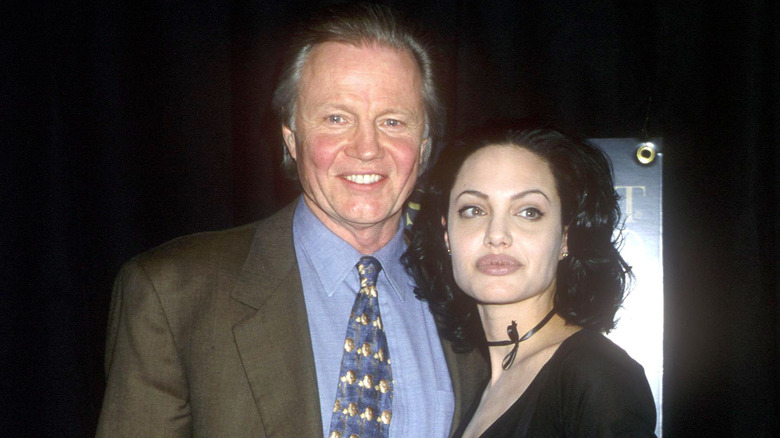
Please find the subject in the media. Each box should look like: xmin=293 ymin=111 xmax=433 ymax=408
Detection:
xmin=2 ymin=0 xmax=777 ymax=436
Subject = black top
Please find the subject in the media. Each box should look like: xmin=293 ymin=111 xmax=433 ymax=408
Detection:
xmin=454 ymin=330 xmax=656 ymax=437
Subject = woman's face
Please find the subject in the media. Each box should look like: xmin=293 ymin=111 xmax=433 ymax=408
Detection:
xmin=445 ymin=144 xmax=567 ymax=305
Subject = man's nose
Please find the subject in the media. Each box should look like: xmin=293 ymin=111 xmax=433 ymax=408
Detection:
xmin=346 ymin=123 xmax=382 ymax=161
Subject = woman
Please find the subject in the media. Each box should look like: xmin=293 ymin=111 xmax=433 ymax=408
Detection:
xmin=405 ymin=126 xmax=656 ymax=437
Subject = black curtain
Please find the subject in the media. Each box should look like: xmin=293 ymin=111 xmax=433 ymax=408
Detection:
xmin=3 ymin=0 xmax=777 ymax=436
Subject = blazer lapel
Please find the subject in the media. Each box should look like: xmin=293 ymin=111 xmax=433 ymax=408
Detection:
xmin=231 ymin=203 xmax=323 ymax=437
xmin=441 ymin=337 xmax=489 ymax=436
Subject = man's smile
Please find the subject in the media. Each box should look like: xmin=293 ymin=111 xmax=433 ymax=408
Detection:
xmin=344 ymin=174 xmax=384 ymax=184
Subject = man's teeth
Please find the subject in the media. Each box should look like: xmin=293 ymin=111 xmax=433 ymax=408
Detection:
xmin=345 ymin=174 xmax=382 ymax=184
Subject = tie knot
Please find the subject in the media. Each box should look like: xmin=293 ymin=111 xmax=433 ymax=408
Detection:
xmin=357 ymin=256 xmax=382 ymax=287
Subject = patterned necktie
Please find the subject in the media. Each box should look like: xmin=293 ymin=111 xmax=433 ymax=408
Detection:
xmin=329 ymin=256 xmax=393 ymax=438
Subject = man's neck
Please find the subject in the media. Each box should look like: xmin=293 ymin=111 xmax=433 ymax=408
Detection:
xmin=304 ymin=199 xmax=402 ymax=255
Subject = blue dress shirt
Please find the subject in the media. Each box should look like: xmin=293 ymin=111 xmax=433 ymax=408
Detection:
xmin=293 ymin=198 xmax=455 ymax=437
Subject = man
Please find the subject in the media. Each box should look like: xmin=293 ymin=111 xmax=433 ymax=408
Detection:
xmin=97 ymin=4 xmax=486 ymax=437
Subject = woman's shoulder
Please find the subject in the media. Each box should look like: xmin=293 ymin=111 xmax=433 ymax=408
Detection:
xmin=536 ymin=329 xmax=657 ymax=436
xmin=553 ymin=329 xmax=644 ymax=377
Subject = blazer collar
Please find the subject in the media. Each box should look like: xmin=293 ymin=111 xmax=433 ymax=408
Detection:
xmin=231 ymin=201 xmax=323 ymax=437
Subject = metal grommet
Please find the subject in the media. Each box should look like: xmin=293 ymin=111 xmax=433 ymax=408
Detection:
xmin=636 ymin=142 xmax=657 ymax=165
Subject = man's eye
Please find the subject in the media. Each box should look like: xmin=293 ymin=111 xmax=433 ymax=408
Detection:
xmin=458 ymin=206 xmax=485 ymax=218
xmin=327 ymin=115 xmax=344 ymax=124
xmin=384 ymin=119 xmax=402 ymax=127
xmin=518 ymin=207 xmax=543 ymax=219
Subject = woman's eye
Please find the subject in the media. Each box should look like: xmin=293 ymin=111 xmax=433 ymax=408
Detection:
xmin=458 ymin=206 xmax=485 ymax=218
xmin=518 ymin=207 xmax=543 ymax=219
xmin=327 ymin=115 xmax=345 ymax=124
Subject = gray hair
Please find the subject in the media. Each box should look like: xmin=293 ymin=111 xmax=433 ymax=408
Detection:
xmin=272 ymin=3 xmax=443 ymax=178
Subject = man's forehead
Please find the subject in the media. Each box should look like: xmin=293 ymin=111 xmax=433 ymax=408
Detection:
xmin=310 ymin=40 xmax=414 ymax=60
xmin=297 ymin=41 xmax=424 ymax=105
xmin=302 ymin=41 xmax=420 ymax=80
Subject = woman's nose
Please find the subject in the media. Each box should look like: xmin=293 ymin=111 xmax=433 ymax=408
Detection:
xmin=484 ymin=216 xmax=512 ymax=247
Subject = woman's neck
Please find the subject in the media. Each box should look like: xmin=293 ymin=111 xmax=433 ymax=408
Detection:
xmin=460 ymin=300 xmax=582 ymax=438
xmin=477 ymin=298 xmax=564 ymax=381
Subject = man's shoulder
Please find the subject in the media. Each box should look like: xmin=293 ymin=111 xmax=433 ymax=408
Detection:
xmin=129 ymin=202 xmax=296 ymax=277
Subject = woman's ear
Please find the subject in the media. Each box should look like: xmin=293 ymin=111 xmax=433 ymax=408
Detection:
xmin=442 ymin=216 xmax=451 ymax=254
xmin=559 ymin=226 xmax=569 ymax=260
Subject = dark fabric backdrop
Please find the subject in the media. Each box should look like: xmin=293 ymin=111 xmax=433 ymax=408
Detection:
xmin=2 ymin=0 xmax=777 ymax=436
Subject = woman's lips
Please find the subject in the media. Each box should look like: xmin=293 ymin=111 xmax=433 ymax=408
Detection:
xmin=475 ymin=254 xmax=521 ymax=275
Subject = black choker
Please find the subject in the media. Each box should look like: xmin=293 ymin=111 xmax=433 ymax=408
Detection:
xmin=486 ymin=309 xmax=556 ymax=370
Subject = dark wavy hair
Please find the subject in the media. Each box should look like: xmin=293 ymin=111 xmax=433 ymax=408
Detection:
xmin=403 ymin=124 xmax=632 ymax=351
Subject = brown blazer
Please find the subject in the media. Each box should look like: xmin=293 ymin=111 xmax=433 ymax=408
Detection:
xmin=96 ymin=201 xmax=487 ymax=437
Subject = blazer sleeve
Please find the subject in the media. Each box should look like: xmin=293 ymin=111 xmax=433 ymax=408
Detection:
xmin=96 ymin=259 xmax=192 ymax=437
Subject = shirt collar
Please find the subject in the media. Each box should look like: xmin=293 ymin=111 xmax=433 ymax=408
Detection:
xmin=293 ymin=197 xmax=409 ymax=301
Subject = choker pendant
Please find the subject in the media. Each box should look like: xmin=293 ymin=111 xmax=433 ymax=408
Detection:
xmin=485 ymin=309 xmax=556 ymax=370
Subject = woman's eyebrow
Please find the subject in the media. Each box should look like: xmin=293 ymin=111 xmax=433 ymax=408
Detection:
xmin=455 ymin=189 xmax=550 ymax=202
xmin=454 ymin=189 xmax=487 ymax=201
xmin=511 ymin=189 xmax=550 ymax=202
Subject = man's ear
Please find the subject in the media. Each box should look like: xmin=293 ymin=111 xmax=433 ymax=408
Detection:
xmin=419 ymin=137 xmax=429 ymax=164
xmin=282 ymin=125 xmax=297 ymax=160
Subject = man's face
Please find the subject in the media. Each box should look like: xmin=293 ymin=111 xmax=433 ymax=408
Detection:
xmin=283 ymin=42 xmax=427 ymax=245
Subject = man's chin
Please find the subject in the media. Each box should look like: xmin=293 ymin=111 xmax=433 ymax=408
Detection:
xmin=335 ymin=208 xmax=403 ymax=230
xmin=339 ymin=213 xmax=398 ymax=230
xmin=305 ymin=196 xmax=402 ymax=228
